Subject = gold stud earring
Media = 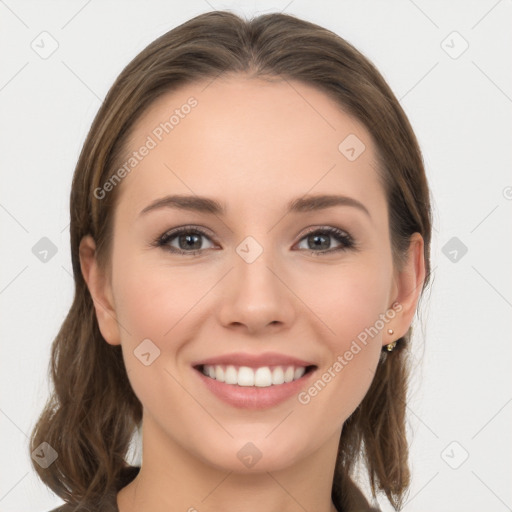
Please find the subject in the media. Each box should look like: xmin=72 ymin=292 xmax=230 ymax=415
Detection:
xmin=386 ymin=329 xmax=396 ymax=352
xmin=386 ymin=340 xmax=397 ymax=351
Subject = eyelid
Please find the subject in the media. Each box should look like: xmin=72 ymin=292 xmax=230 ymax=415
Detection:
xmin=159 ymin=224 xmax=216 ymax=239
xmin=299 ymin=225 xmax=350 ymax=238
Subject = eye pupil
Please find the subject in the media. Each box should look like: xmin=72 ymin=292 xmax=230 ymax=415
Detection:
xmin=180 ymin=233 xmax=201 ymax=250
xmin=309 ymin=234 xmax=330 ymax=250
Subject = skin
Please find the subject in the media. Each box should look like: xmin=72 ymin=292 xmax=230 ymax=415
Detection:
xmin=79 ymin=75 xmax=425 ymax=512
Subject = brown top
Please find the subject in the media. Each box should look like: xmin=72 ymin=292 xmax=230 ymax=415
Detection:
xmin=48 ymin=465 xmax=380 ymax=512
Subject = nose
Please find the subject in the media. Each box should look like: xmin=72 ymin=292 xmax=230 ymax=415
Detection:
xmin=217 ymin=241 xmax=296 ymax=335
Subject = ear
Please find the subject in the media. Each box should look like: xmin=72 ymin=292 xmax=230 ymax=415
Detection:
xmin=79 ymin=235 xmax=121 ymax=346
xmin=385 ymin=232 xmax=426 ymax=346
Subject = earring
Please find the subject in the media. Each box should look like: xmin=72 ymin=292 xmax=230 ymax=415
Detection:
xmin=386 ymin=329 xmax=396 ymax=352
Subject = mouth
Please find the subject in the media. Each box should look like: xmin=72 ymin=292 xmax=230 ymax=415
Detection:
xmin=193 ymin=363 xmax=318 ymax=409
xmin=190 ymin=352 xmax=319 ymax=409
xmin=193 ymin=363 xmax=318 ymax=387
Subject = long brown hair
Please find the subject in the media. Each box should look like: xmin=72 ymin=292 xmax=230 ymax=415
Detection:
xmin=29 ymin=10 xmax=432 ymax=511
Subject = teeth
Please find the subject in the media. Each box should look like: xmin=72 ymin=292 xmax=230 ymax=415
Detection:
xmin=271 ymin=366 xmax=285 ymax=385
xmin=294 ymin=367 xmax=306 ymax=380
xmin=215 ymin=366 xmax=225 ymax=382
xmin=224 ymin=365 xmax=237 ymax=385
xmin=238 ymin=366 xmax=255 ymax=386
xmin=201 ymin=364 xmax=309 ymax=387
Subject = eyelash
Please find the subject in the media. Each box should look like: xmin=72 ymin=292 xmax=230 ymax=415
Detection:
xmin=152 ymin=225 xmax=356 ymax=257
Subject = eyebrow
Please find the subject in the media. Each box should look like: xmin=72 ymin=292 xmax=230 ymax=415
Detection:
xmin=139 ymin=193 xmax=371 ymax=219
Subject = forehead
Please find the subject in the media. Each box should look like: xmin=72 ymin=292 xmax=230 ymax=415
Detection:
xmin=114 ymin=74 xmax=384 ymax=220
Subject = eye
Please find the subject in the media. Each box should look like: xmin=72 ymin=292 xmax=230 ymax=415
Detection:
xmin=153 ymin=225 xmax=356 ymax=257
xmin=155 ymin=226 xmax=216 ymax=255
xmin=295 ymin=227 xmax=355 ymax=255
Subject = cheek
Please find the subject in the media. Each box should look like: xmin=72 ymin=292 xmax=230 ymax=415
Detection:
xmin=113 ymin=258 xmax=204 ymax=340
xmin=111 ymin=256 xmax=216 ymax=397
xmin=304 ymin=259 xmax=392 ymax=346
xmin=296 ymin=261 xmax=390 ymax=413
xmin=111 ymin=258 xmax=198 ymax=409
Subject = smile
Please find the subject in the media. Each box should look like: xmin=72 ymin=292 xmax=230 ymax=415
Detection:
xmin=198 ymin=364 xmax=315 ymax=387
xmin=193 ymin=363 xmax=318 ymax=410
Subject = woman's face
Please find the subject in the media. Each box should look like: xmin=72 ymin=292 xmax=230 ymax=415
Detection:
xmin=83 ymin=75 xmax=420 ymax=473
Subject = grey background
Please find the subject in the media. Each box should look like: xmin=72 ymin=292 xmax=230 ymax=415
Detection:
xmin=1 ymin=1 xmax=511 ymax=511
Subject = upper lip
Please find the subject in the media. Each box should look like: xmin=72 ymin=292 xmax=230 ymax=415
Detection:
xmin=192 ymin=352 xmax=317 ymax=369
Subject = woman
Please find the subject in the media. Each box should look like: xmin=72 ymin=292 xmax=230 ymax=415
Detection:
xmin=31 ymin=10 xmax=431 ymax=512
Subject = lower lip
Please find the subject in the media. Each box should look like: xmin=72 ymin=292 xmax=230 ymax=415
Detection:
xmin=194 ymin=367 xmax=317 ymax=410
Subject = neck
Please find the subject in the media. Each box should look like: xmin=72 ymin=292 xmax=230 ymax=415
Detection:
xmin=117 ymin=413 xmax=341 ymax=512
